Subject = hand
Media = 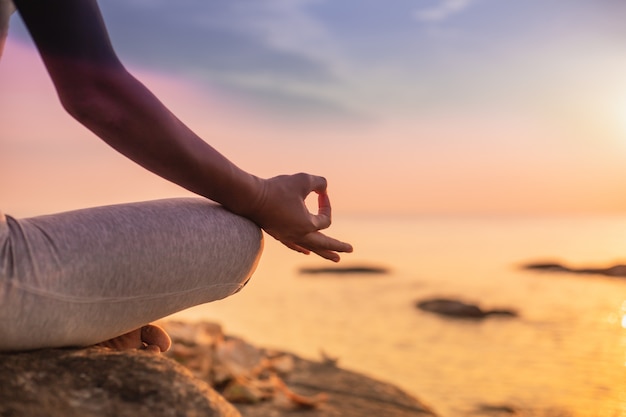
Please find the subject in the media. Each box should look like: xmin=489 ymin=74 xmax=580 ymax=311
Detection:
xmin=247 ymin=173 xmax=353 ymax=262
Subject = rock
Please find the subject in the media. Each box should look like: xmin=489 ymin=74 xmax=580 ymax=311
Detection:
xmin=416 ymin=298 xmax=517 ymax=319
xmin=299 ymin=265 xmax=389 ymax=275
xmin=162 ymin=321 xmax=437 ymax=417
xmin=417 ymin=298 xmax=484 ymax=318
xmin=235 ymin=354 xmax=437 ymax=417
xmin=0 ymin=321 xmax=438 ymax=417
xmin=0 ymin=347 xmax=240 ymax=417
xmin=523 ymin=262 xmax=570 ymax=272
xmin=603 ymin=265 xmax=626 ymax=276
xmin=472 ymin=403 xmax=518 ymax=415
xmin=522 ymin=261 xmax=626 ymax=278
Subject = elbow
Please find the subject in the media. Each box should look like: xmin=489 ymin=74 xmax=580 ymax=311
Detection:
xmin=58 ymin=82 xmax=119 ymax=128
xmin=55 ymin=67 xmax=133 ymax=130
xmin=59 ymin=88 xmax=100 ymax=125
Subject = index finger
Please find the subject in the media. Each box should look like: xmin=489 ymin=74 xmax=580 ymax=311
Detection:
xmin=309 ymin=175 xmax=328 ymax=194
xmin=310 ymin=191 xmax=332 ymax=230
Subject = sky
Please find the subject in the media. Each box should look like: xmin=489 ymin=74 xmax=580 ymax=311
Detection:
xmin=3 ymin=0 xmax=626 ymax=216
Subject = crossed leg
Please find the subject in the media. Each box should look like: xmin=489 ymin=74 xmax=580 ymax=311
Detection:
xmin=0 ymin=198 xmax=263 ymax=352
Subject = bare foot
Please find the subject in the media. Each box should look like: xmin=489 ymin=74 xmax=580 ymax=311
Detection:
xmin=96 ymin=324 xmax=172 ymax=353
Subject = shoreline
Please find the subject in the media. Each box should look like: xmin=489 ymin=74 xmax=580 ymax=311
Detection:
xmin=0 ymin=320 xmax=437 ymax=417
xmin=159 ymin=320 xmax=438 ymax=416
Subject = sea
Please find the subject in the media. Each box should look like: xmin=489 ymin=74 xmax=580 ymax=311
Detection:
xmin=170 ymin=213 xmax=626 ymax=417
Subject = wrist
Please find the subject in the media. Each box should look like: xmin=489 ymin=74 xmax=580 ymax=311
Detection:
xmin=216 ymin=169 xmax=267 ymax=220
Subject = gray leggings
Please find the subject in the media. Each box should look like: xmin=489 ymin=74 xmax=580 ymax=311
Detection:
xmin=0 ymin=198 xmax=263 ymax=351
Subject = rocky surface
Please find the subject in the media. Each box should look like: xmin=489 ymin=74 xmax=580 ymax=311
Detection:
xmin=416 ymin=298 xmax=518 ymax=319
xmin=0 ymin=347 xmax=239 ymax=417
xmin=162 ymin=321 xmax=436 ymax=417
xmin=523 ymin=261 xmax=626 ymax=278
xmin=0 ymin=321 xmax=436 ymax=417
xmin=234 ymin=355 xmax=436 ymax=417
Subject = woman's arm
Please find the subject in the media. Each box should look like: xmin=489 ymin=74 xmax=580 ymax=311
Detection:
xmin=13 ymin=0 xmax=352 ymax=261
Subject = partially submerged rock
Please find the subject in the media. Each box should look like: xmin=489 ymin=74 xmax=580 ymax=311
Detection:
xmin=471 ymin=403 xmax=518 ymax=415
xmin=523 ymin=261 xmax=626 ymax=278
xmin=299 ymin=265 xmax=389 ymax=275
xmin=416 ymin=298 xmax=517 ymax=319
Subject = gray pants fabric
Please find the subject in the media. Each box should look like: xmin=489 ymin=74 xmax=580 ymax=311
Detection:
xmin=0 ymin=198 xmax=263 ymax=351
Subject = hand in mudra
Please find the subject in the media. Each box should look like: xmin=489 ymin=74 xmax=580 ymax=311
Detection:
xmin=248 ymin=173 xmax=353 ymax=262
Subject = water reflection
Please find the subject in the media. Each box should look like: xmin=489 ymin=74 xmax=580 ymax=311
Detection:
xmin=173 ymin=215 xmax=626 ymax=417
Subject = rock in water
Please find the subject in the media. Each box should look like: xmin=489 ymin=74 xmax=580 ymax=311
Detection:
xmin=522 ymin=261 xmax=626 ymax=278
xmin=0 ymin=347 xmax=240 ymax=417
xmin=417 ymin=298 xmax=485 ymax=318
xmin=299 ymin=265 xmax=389 ymax=275
xmin=416 ymin=298 xmax=517 ymax=319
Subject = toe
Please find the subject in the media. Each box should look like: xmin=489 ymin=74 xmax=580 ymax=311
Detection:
xmin=141 ymin=324 xmax=172 ymax=352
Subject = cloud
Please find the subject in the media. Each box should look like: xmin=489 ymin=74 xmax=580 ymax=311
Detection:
xmin=200 ymin=0 xmax=334 ymax=60
xmin=93 ymin=0 xmax=329 ymax=79
xmin=94 ymin=0 xmax=366 ymax=122
xmin=414 ymin=0 xmax=475 ymax=22
xmin=7 ymin=0 xmax=376 ymax=123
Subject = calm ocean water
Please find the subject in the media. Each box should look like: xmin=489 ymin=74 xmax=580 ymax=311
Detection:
xmin=171 ymin=214 xmax=626 ymax=417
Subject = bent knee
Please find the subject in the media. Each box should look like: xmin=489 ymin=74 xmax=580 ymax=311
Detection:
xmin=236 ymin=220 xmax=264 ymax=285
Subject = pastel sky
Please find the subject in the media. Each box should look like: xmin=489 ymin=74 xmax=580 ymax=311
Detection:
xmin=3 ymin=0 xmax=626 ymax=216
